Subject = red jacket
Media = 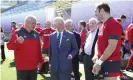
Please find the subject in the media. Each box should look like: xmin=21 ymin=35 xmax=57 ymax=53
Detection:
xmin=80 ymin=29 xmax=88 ymax=50
xmin=40 ymin=28 xmax=55 ymax=49
xmin=126 ymin=24 xmax=133 ymax=50
xmin=7 ymin=28 xmax=43 ymax=70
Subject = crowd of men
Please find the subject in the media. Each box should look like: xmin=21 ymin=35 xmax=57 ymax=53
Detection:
xmin=0 ymin=2 xmax=132 ymax=80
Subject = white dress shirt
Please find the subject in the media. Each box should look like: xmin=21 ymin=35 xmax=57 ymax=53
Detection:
xmin=57 ymin=31 xmax=63 ymax=46
xmin=84 ymin=29 xmax=97 ymax=55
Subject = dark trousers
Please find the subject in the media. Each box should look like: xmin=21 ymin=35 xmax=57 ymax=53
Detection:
xmin=83 ymin=54 xmax=94 ymax=80
xmin=17 ymin=69 xmax=37 ymax=80
xmin=1 ymin=45 xmax=6 ymax=60
xmin=72 ymin=54 xmax=80 ymax=80
xmin=51 ymin=70 xmax=71 ymax=80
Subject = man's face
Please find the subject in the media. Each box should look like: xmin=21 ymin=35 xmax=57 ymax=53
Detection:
xmin=11 ymin=23 xmax=16 ymax=27
xmin=36 ymin=23 xmax=40 ymax=28
xmin=95 ymin=8 xmax=103 ymax=21
xmin=45 ymin=22 xmax=51 ymax=29
xmin=121 ymin=18 xmax=126 ymax=24
xmin=54 ymin=23 xmax=64 ymax=31
xmin=86 ymin=22 xmax=90 ymax=30
xmin=89 ymin=20 xmax=97 ymax=32
xmin=65 ymin=23 xmax=73 ymax=31
xmin=78 ymin=23 xmax=82 ymax=32
xmin=27 ymin=19 xmax=36 ymax=31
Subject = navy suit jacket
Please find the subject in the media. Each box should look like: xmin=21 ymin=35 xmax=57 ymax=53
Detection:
xmin=49 ymin=30 xmax=78 ymax=72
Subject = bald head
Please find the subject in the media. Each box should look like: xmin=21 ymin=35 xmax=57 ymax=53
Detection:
xmin=24 ymin=15 xmax=37 ymax=31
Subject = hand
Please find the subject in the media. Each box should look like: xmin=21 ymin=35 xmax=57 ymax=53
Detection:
xmin=92 ymin=63 xmax=101 ymax=75
xmin=17 ymin=36 xmax=24 ymax=44
xmin=67 ymin=54 xmax=72 ymax=60
xmin=49 ymin=64 xmax=51 ymax=71
xmin=92 ymin=56 xmax=98 ymax=63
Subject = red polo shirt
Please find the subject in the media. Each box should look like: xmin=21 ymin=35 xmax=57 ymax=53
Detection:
xmin=126 ymin=24 xmax=133 ymax=50
xmin=97 ymin=17 xmax=122 ymax=61
xmin=40 ymin=28 xmax=55 ymax=49
xmin=80 ymin=29 xmax=88 ymax=50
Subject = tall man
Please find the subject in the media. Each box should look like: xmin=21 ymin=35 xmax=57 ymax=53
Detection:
xmin=92 ymin=3 xmax=122 ymax=80
xmin=83 ymin=18 xmax=99 ymax=80
xmin=7 ymin=15 xmax=43 ymax=80
xmin=65 ymin=19 xmax=81 ymax=80
xmin=49 ymin=17 xmax=78 ymax=80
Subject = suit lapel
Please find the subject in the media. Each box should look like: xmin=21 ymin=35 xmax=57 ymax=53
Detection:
xmin=54 ymin=32 xmax=58 ymax=48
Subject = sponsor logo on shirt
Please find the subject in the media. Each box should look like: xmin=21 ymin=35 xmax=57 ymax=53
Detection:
xmin=43 ymin=34 xmax=50 ymax=36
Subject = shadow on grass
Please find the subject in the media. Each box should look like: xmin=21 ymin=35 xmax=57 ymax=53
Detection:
xmin=40 ymin=74 xmax=51 ymax=80
xmin=9 ymin=61 xmax=16 ymax=67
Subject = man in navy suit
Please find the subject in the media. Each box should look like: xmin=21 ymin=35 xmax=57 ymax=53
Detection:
xmin=49 ymin=17 xmax=78 ymax=80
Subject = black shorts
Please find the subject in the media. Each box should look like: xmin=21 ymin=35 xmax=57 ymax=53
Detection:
xmin=101 ymin=61 xmax=120 ymax=77
xmin=17 ymin=69 xmax=37 ymax=80
xmin=41 ymin=48 xmax=49 ymax=54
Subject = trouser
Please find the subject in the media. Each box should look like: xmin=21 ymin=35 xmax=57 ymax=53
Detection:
xmin=17 ymin=69 xmax=37 ymax=80
xmin=72 ymin=54 xmax=80 ymax=80
xmin=126 ymin=55 xmax=133 ymax=69
xmin=51 ymin=70 xmax=71 ymax=80
xmin=1 ymin=45 xmax=6 ymax=60
xmin=83 ymin=54 xmax=94 ymax=80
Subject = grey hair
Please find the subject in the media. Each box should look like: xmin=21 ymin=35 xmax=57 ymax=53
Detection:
xmin=89 ymin=18 xmax=98 ymax=24
xmin=65 ymin=19 xmax=73 ymax=24
xmin=53 ymin=17 xmax=64 ymax=25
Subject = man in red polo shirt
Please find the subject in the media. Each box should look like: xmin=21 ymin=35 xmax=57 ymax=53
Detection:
xmin=40 ymin=21 xmax=55 ymax=58
xmin=126 ymin=23 xmax=133 ymax=71
xmin=92 ymin=3 xmax=122 ymax=80
xmin=34 ymin=22 xmax=42 ymax=33
xmin=11 ymin=22 xmax=17 ymax=33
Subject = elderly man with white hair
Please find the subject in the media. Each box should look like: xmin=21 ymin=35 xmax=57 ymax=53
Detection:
xmin=7 ymin=15 xmax=43 ymax=80
xmin=49 ymin=17 xmax=78 ymax=80
xmin=82 ymin=18 xmax=99 ymax=80
xmin=65 ymin=19 xmax=81 ymax=80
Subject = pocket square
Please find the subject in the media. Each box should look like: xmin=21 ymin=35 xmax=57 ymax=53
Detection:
xmin=66 ymin=38 xmax=70 ymax=41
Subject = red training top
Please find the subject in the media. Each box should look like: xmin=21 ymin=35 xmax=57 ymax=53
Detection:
xmin=97 ymin=17 xmax=122 ymax=61
xmin=34 ymin=27 xmax=42 ymax=33
xmin=40 ymin=28 xmax=55 ymax=49
xmin=126 ymin=24 xmax=133 ymax=50
xmin=80 ymin=29 xmax=88 ymax=51
xmin=7 ymin=27 xmax=43 ymax=70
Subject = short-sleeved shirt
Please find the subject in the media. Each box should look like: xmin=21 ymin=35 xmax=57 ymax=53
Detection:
xmin=40 ymin=28 xmax=55 ymax=49
xmin=97 ymin=17 xmax=122 ymax=61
